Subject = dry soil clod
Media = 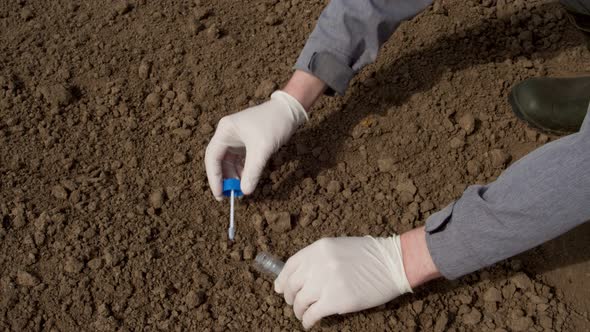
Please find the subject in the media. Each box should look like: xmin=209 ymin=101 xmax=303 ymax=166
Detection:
xmin=255 ymin=79 xmax=277 ymax=99
xmin=458 ymin=113 xmax=476 ymax=135
xmin=145 ymin=93 xmax=161 ymax=108
xmin=149 ymin=190 xmax=165 ymax=209
xmin=264 ymin=211 xmax=291 ymax=233
xmin=16 ymin=271 xmax=40 ymax=287
xmin=40 ymin=84 xmax=74 ymax=107
xmin=490 ymin=149 xmax=511 ymax=168
xmin=138 ymin=61 xmax=151 ymax=80
xmin=173 ymin=152 xmax=187 ymax=165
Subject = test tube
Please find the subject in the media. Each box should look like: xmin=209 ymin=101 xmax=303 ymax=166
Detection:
xmin=222 ymin=179 xmax=242 ymax=242
xmin=253 ymin=252 xmax=284 ymax=278
xmin=228 ymin=189 xmax=235 ymax=241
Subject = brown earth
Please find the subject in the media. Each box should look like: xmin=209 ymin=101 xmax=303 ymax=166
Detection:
xmin=1 ymin=0 xmax=589 ymax=331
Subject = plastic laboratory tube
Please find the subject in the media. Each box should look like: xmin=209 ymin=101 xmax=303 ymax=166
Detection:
xmin=228 ymin=189 xmax=235 ymax=241
xmin=253 ymin=252 xmax=284 ymax=278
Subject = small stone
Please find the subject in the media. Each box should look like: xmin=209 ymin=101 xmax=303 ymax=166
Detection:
xmin=97 ymin=303 xmax=111 ymax=317
xmin=21 ymin=8 xmax=34 ymax=21
xmin=40 ymin=84 xmax=74 ymax=107
xmin=199 ymin=123 xmax=214 ymax=135
xmin=510 ymin=272 xmax=532 ymax=290
xmin=230 ymin=250 xmax=242 ymax=261
xmin=502 ymin=284 xmax=516 ymax=299
xmin=17 ymin=271 xmax=40 ymax=287
xmin=185 ymin=290 xmax=206 ymax=309
xmin=412 ymin=300 xmax=424 ymax=315
xmin=483 ymin=301 xmax=497 ymax=313
xmin=520 ymin=59 xmax=534 ymax=69
xmin=509 ymin=316 xmax=533 ymax=331
xmin=457 ymin=293 xmax=473 ymax=305
xmin=434 ymin=312 xmax=448 ymax=332
xmin=458 ymin=113 xmax=476 ymax=135
xmin=145 ymin=93 xmax=161 ymax=108
xmin=11 ymin=205 xmax=26 ymax=228
xmin=396 ymin=179 xmax=417 ymax=195
xmin=377 ymin=158 xmax=396 ymax=172
xmin=524 ymin=128 xmax=538 ymax=141
xmin=539 ymin=315 xmax=553 ymax=329
xmin=206 ymin=24 xmax=220 ymax=39
xmin=88 ymin=258 xmax=103 ymax=270
xmin=243 ymin=246 xmax=255 ymax=260
xmin=182 ymin=116 xmax=197 ymax=127
xmin=52 ymin=185 xmax=68 ymax=200
xmin=138 ymin=61 xmax=151 ymax=80
xmin=449 ymin=136 xmax=465 ymax=149
xmin=115 ymin=1 xmax=132 ymax=15
xmin=462 ymin=308 xmax=482 ymax=325
xmin=264 ymin=14 xmax=281 ymax=25
xmin=265 ymin=211 xmax=291 ymax=233
xmin=64 ymin=257 xmax=84 ymax=274
xmin=326 ymin=180 xmax=342 ymax=194
xmin=483 ymin=287 xmax=502 ymax=302
xmin=420 ymin=200 xmax=434 ymax=213
xmin=254 ymin=79 xmax=277 ymax=99
xmin=172 ymin=128 xmax=192 ymax=138
xmin=316 ymin=175 xmax=329 ymax=188
xmin=466 ymin=159 xmax=482 ymax=176
xmin=188 ymin=20 xmax=204 ymax=34
xmin=538 ymin=134 xmax=549 ymax=143
xmin=399 ymin=191 xmax=414 ymax=204
xmin=149 ymin=189 xmax=165 ymax=209
xmin=173 ymin=152 xmax=187 ymax=165
xmin=193 ymin=7 xmax=212 ymax=20
xmin=252 ymin=214 xmax=265 ymax=230
xmin=489 ymin=149 xmax=511 ymax=168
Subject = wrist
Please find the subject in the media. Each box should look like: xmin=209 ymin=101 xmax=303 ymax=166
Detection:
xmin=400 ymin=226 xmax=441 ymax=288
xmin=282 ymin=70 xmax=327 ymax=111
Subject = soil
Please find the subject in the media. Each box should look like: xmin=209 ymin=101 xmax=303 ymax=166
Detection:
xmin=1 ymin=0 xmax=589 ymax=331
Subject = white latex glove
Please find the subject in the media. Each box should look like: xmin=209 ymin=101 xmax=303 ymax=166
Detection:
xmin=205 ymin=91 xmax=308 ymax=200
xmin=274 ymin=236 xmax=412 ymax=330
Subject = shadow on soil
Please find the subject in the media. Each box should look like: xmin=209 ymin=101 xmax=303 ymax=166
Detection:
xmin=277 ymin=2 xmax=578 ymax=193
xmin=264 ymin=1 xmax=589 ymax=318
xmin=266 ymin=2 xmax=590 ymax=270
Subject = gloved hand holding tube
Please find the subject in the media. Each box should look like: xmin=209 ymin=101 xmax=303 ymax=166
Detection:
xmin=274 ymin=236 xmax=413 ymax=330
xmin=204 ymin=71 xmax=326 ymax=201
xmin=204 ymin=90 xmax=308 ymax=201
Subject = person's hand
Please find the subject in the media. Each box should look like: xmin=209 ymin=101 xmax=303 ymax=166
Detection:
xmin=205 ymin=91 xmax=307 ymax=200
xmin=274 ymin=236 xmax=412 ymax=329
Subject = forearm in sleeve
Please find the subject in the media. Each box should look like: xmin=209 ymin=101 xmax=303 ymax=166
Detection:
xmin=425 ymin=108 xmax=590 ymax=280
xmin=295 ymin=0 xmax=433 ymax=95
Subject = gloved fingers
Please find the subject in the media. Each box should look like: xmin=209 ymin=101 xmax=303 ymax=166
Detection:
xmin=293 ymin=286 xmax=318 ymax=321
xmin=302 ymin=299 xmax=332 ymax=330
xmin=204 ymin=142 xmax=227 ymax=201
xmin=283 ymin=266 xmax=306 ymax=305
xmin=240 ymin=144 xmax=272 ymax=195
xmin=275 ymin=247 xmax=307 ymax=294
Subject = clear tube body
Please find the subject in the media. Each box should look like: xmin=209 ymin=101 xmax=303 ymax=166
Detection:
xmin=253 ymin=252 xmax=284 ymax=278
xmin=228 ymin=190 xmax=235 ymax=241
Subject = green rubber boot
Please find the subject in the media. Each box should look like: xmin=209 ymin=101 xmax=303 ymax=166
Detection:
xmin=509 ymin=76 xmax=590 ymax=135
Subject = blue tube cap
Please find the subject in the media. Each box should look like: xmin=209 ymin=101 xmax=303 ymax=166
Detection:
xmin=222 ymin=178 xmax=243 ymax=197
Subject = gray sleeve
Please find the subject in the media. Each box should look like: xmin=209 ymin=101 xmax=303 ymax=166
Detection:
xmin=425 ymin=107 xmax=590 ymax=280
xmin=294 ymin=0 xmax=433 ymax=95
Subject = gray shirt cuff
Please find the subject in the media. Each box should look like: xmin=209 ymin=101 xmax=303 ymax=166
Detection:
xmin=294 ymin=38 xmax=355 ymax=96
xmin=424 ymin=200 xmax=485 ymax=280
